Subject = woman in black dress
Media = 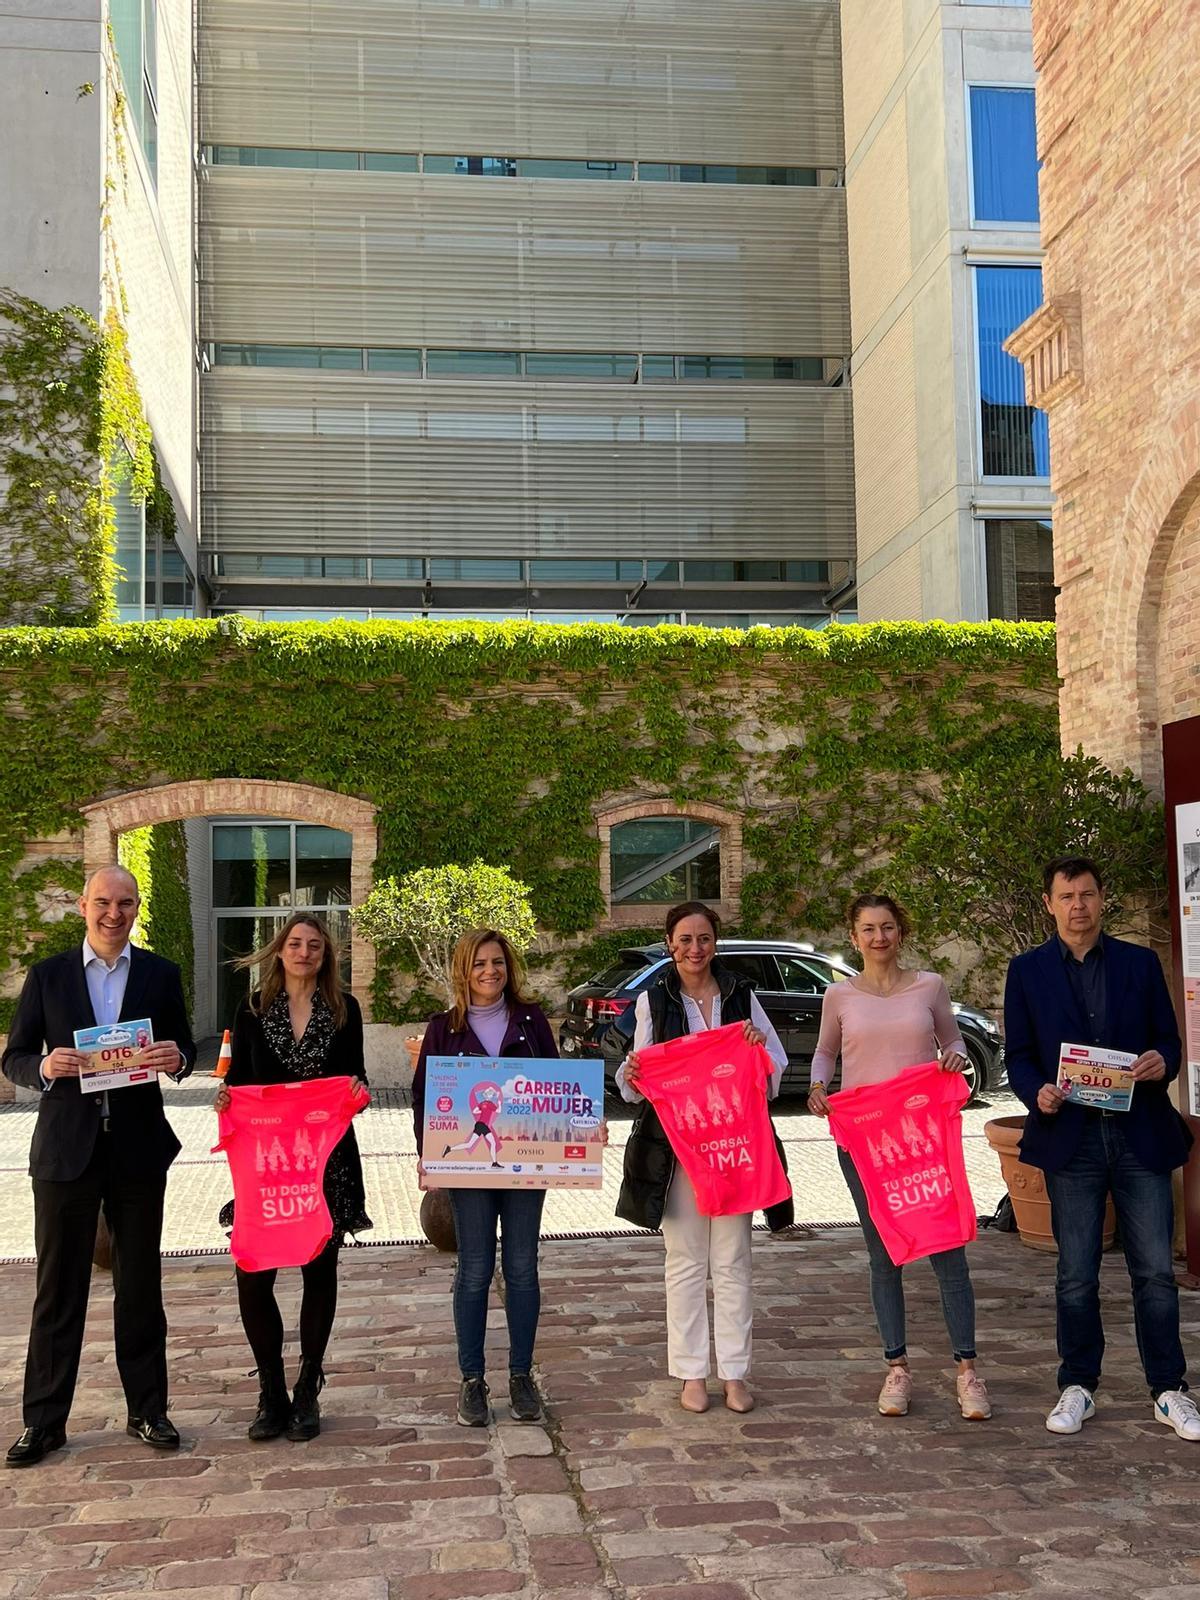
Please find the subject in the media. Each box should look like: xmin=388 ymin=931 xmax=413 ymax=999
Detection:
xmin=214 ymin=913 xmax=370 ymax=1442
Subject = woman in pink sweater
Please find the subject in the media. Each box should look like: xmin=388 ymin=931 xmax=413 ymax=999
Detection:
xmin=808 ymin=893 xmax=991 ymax=1423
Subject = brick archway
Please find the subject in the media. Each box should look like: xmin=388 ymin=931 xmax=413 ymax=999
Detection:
xmin=81 ymin=780 xmax=378 ymax=1007
xmin=595 ymin=798 xmax=743 ymax=929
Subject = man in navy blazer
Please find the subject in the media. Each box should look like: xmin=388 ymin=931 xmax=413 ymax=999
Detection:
xmin=1 ymin=865 xmax=195 ymax=1467
xmin=1005 ymin=855 xmax=1197 ymax=1441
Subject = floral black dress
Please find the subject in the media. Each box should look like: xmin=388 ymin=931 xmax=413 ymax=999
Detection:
xmin=218 ymin=988 xmax=373 ymax=1242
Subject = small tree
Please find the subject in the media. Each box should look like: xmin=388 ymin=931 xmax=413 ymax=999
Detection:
xmin=351 ymin=859 xmax=537 ymax=1007
xmin=892 ymin=749 xmax=1165 ymax=982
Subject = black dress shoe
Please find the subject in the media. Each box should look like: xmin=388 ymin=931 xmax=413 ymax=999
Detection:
xmin=6 ymin=1425 xmax=67 ymax=1468
xmin=126 ymin=1415 xmax=180 ymax=1450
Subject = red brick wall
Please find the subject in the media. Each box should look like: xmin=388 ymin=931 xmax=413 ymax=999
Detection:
xmin=1021 ymin=0 xmax=1200 ymax=790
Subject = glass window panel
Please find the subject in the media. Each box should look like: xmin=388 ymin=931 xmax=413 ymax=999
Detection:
xmin=372 ymin=557 xmax=424 ymax=579
xmin=366 ymin=347 xmax=421 ymax=373
xmin=213 ymin=344 xmax=363 ymax=369
xmin=638 ymin=163 xmax=675 ymax=182
xmin=516 ymin=158 xmax=633 ymax=180
xmin=528 ymin=558 xmax=643 ymax=581
xmin=112 ymin=471 xmax=144 ymax=619
xmin=295 ymin=826 xmax=352 ymax=906
xmin=212 ymin=824 xmax=292 ymax=908
xmin=970 ymin=87 xmax=1039 ymax=223
xmin=429 ymin=558 xmax=523 ymax=580
xmin=645 ymin=560 xmax=679 ymax=581
xmin=641 ymin=355 xmax=677 ymax=378
xmin=774 ymin=956 xmax=829 ymax=995
xmin=523 ymin=352 xmax=637 ymax=379
xmin=611 ymin=818 xmax=720 ymax=904
xmin=424 ymin=154 xmax=517 ymax=176
xmin=210 ymin=146 xmax=357 ymax=169
xmin=363 ymin=152 xmax=418 ymax=171
xmin=620 ymin=613 xmax=679 ymax=626
xmin=784 ymin=560 xmax=830 ymax=582
xmin=985 ymin=518 xmax=1055 ymax=621
xmin=426 ymin=349 xmax=521 ymax=376
xmin=639 ymin=162 xmax=817 ymax=185
xmin=975 ymin=265 xmax=1050 ymax=476
xmin=322 ymin=557 xmax=367 ymax=578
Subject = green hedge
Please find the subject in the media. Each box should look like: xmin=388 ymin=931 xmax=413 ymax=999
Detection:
xmin=118 ymin=821 xmax=195 ymax=1010
xmin=0 ymin=617 xmax=1161 ymax=1016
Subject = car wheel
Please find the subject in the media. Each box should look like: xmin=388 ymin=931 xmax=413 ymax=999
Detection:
xmin=961 ymin=1044 xmax=986 ymax=1103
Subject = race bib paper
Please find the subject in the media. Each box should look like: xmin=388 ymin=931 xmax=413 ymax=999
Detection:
xmin=421 ymin=1057 xmax=604 ymax=1189
xmin=74 ymin=1018 xmax=156 ymax=1094
xmin=1057 ymin=1043 xmax=1137 ymax=1112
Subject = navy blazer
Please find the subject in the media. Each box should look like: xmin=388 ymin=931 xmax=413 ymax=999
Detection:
xmin=1003 ymin=933 xmax=1190 ymax=1175
xmin=2 ymin=944 xmax=196 ymax=1182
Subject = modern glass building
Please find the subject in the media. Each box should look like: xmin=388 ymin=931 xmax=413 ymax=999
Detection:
xmin=842 ymin=0 xmax=1054 ymax=623
xmin=197 ymin=0 xmax=857 ymax=627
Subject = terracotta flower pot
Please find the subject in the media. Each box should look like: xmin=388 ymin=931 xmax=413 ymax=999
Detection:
xmin=404 ymin=1034 xmax=423 ymax=1073
xmin=985 ymin=1114 xmax=1115 ymax=1252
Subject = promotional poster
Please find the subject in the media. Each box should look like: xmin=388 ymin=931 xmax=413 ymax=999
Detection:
xmin=73 ymin=1018 xmax=156 ymax=1095
xmin=421 ymin=1057 xmax=604 ymax=1189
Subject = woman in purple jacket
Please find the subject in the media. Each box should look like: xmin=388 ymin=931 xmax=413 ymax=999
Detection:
xmin=412 ymin=928 xmax=557 ymax=1430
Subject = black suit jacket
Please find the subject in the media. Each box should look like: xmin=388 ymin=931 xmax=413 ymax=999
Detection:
xmin=2 ymin=945 xmax=196 ymax=1182
xmin=1004 ymin=933 xmax=1191 ymax=1175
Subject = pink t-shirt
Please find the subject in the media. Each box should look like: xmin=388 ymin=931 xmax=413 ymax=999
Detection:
xmin=810 ymin=971 xmax=966 ymax=1091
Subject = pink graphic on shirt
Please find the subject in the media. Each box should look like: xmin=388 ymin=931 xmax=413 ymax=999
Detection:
xmin=634 ymin=1022 xmax=789 ymax=1218
xmin=827 ymin=1062 xmax=976 ymax=1266
xmin=213 ymin=1077 xmax=363 ymax=1271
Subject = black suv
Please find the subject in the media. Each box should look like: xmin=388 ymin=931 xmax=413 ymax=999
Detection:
xmin=559 ymin=939 xmax=1006 ymax=1101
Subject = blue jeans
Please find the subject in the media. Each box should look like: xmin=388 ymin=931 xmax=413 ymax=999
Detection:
xmin=1045 ymin=1114 xmax=1186 ymax=1398
xmin=837 ymin=1147 xmax=977 ymax=1362
xmin=448 ymin=1188 xmax=546 ymax=1379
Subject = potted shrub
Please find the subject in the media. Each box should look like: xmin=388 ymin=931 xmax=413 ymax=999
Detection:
xmin=351 ymin=861 xmax=537 ymax=1248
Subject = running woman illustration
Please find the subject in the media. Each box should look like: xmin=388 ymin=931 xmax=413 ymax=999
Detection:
xmin=443 ymin=1082 xmax=504 ymax=1167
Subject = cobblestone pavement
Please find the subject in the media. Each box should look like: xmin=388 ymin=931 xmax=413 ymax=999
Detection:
xmin=2 ymin=1229 xmax=1200 ymax=1599
xmin=0 ymin=1082 xmax=1023 ymax=1259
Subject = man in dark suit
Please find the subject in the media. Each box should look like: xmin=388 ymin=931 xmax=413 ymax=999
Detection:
xmin=2 ymin=864 xmax=195 ymax=1467
xmin=1005 ymin=854 xmax=1197 ymax=1441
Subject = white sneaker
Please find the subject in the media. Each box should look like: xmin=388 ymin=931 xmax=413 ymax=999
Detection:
xmin=1046 ymin=1385 xmax=1095 ymax=1434
xmin=1155 ymin=1390 xmax=1200 ymax=1441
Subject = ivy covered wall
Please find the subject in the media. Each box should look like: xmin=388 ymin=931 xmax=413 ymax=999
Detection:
xmin=0 ymin=617 xmax=1163 ymax=1021
xmin=117 ymin=820 xmax=195 ymax=1010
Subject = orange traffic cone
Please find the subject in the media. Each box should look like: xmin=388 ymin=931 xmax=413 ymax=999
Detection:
xmin=214 ymin=1028 xmax=233 ymax=1079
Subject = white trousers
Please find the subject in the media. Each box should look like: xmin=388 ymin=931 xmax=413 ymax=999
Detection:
xmin=660 ymin=1169 xmax=754 ymax=1380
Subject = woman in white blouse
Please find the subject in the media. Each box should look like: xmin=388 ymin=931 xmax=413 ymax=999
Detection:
xmin=614 ymin=902 xmax=787 ymax=1414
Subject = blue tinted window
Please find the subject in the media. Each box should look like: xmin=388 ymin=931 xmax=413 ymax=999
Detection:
xmin=969 ymin=87 xmax=1039 ymax=223
xmin=366 ymin=348 xmax=421 ymax=373
xmin=975 ymin=266 xmax=1049 ymax=477
xmin=426 ymin=349 xmax=521 ymax=376
xmin=363 ymin=152 xmax=418 ymax=171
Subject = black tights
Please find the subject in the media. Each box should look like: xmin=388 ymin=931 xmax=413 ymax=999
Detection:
xmin=235 ymin=1243 xmax=340 ymax=1376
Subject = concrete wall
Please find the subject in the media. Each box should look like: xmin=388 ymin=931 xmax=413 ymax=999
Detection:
xmin=844 ymin=0 xmax=1049 ymax=622
xmin=0 ymin=3 xmax=104 ymax=313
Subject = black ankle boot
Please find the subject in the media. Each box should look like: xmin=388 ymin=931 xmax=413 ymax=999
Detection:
xmin=247 ymin=1368 xmax=290 ymax=1442
xmin=287 ymin=1359 xmax=325 ymax=1441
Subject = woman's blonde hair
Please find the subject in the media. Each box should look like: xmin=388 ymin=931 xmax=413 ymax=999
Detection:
xmin=234 ymin=912 xmax=347 ymax=1028
xmin=447 ymin=927 xmax=534 ymax=1032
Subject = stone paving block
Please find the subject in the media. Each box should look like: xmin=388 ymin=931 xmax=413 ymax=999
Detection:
xmin=901 ymin=1572 xmax=1030 ymax=1598
xmin=396 ymin=1573 xmax=527 ymax=1600
xmin=495 ymin=1425 xmax=555 ymax=1457
xmin=436 ymin=1541 xmax=518 ymax=1573
xmin=248 ymin=1582 xmax=390 ymax=1600
xmin=513 ymin=1493 xmax=586 ymax=1535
